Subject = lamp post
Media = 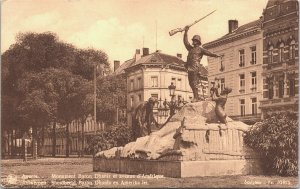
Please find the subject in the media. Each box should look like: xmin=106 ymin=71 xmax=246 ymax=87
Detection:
xmin=157 ymin=82 xmax=188 ymax=126
xmin=168 ymin=82 xmax=176 ymax=98
xmin=94 ymin=63 xmax=105 ymax=133
xmin=94 ymin=63 xmax=97 ymax=134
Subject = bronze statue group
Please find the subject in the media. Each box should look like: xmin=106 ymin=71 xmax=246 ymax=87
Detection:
xmin=132 ymin=25 xmax=232 ymax=140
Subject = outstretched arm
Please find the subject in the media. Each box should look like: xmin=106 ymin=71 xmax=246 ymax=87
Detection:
xmin=201 ymin=47 xmax=220 ymax=58
xmin=183 ymin=26 xmax=192 ymax=51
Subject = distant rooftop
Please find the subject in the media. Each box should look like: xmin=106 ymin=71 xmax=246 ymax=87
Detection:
xmin=203 ymin=19 xmax=262 ymax=49
xmin=114 ymin=50 xmax=208 ymax=76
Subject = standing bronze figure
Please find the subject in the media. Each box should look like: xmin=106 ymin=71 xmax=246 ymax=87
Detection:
xmin=132 ymin=97 xmax=159 ymax=140
xmin=183 ymin=25 xmax=220 ymax=101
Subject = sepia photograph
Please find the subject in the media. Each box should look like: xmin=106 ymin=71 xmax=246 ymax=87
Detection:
xmin=1 ymin=0 xmax=299 ymax=188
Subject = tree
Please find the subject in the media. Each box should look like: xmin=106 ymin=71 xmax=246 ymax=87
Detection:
xmin=96 ymin=74 xmax=127 ymax=124
xmin=72 ymin=48 xmax=110 ymax=81
xmin=1 ymin=32 xmax=111 ymax=158
xmin=244 ymin=112 xmax=298 ymax=176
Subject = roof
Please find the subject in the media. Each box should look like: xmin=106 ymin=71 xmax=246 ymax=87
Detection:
xmin=114 ymin=51 xmax=185 ymax=74
xmin=113 ymin=59 xmax=135 ymax=75
xmin=203 ymin=19 xmax=262 ymax=49
xmin=265 ymin=0 xmax=282 ymax=8
xmin=129 ymin=52 xmax=185 ymax=67
xmin=114 ymin=51 xmax=209 ymax=77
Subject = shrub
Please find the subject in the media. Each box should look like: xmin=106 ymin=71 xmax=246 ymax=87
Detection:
xmin=86 ymin=123 xmax=134 ymax=155
xmin=244 ymin=112 xmax=298 ymax=176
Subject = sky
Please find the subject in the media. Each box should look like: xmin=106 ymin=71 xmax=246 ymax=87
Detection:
xmin=2 ymin=0 xmax=269 ymax=68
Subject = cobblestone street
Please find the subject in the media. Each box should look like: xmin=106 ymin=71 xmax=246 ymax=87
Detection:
xmin=1 ymin=158 xmax=298 ymax=188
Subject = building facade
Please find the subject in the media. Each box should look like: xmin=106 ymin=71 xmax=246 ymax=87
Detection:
xmin=1 ymin=115 xmax=105 ymax=157
xmin=203 ymin=19 xmax=263 ymax=124
xmin=260 ymin=0 xmax=299 ymax=118
xmin=115 ymin=48 xmax=209 ymax=126
xmin=42 ymin=116 xmax=105 ymax=156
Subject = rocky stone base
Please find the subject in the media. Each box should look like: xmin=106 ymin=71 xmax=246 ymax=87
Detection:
xmin=93 ymin=158 xmax=262 ymax=178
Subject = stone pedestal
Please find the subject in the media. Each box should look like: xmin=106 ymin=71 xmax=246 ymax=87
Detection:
xmin=93 ymin=101 xmax=262 ymax=177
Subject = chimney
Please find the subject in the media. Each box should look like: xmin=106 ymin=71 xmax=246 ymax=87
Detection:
xmin=142 ymin=48 xmax=149 ymax=56
xmin=135 ymin=49 xmax=141 ymax=61
xmin=176 ymin=53 xmax=182 ymax=59
xmin=114 ymin=60 xmax=120 ymax=72
xmin=228 ymin=20 xmax=238 ymax=33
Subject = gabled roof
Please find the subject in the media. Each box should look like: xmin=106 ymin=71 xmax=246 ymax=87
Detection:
xmin=203 ymin=19 xmax=262 ymax=49
xmin=114 ymin=51 xmax=208 ymax=77
xmin=113 ymin=59 xmax=135 ymax=75
xmin=129 ymin=52 xmax=185 ymax=67
xmin=114 ymin=51 xmax=185 ymax=74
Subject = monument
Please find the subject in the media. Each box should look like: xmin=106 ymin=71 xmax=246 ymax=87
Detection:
xmin=93 ymin=13 xmax=261 ymax=178
xmin=93 ymin=100 xmax=262 ymax=177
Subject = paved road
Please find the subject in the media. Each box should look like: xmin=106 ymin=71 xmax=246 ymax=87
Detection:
xmin=1 ymin=158 xmax=298 ymax=188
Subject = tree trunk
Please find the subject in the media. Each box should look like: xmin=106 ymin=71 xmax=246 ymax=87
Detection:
xmin=40 ymin=126 xmax=45 ymax=156
xmin=10 ymin=129 xmax=14 ymax=156
xmin=66 ymin=123 xmax=70 ymax=157
xmin=52 ymin=122 xmax=56 ymax=157
xmin=81 ymin=121 xmax=85 ymax=157
xmin=32 ymin=127 xmax=37 ymax=159
xmin=77 ymin=123 xmax=80 ymax=157
xmin=32 ymin=126 xmax=38 ymax=159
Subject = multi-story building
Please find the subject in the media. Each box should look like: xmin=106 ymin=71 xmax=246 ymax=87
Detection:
xmin=260 ymin=0 xmax=299 ymax=118
xmin=203 ymin=19 xmax=263 ymax=124
xmin=42 ymin=116 xmax=105 ymax=156
xmin=115 ymin=48 xmax=209 ymax=126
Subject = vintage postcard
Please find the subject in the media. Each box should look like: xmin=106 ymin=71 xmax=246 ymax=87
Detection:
xmin=1 ymin=0 xmax=299 ymax=188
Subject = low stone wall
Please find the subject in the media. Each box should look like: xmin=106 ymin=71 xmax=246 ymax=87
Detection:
xmin=93 ymin=158 xmax=262 ymax=178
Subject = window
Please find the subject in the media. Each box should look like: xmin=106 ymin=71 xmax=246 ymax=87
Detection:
xmin=130 ymin=80 xmax=134 ymax=91
xmin=171 ymin=77 xmax=176 ymax=86
xmin=138 ymin=94 xmax=142 ymax=102
xmin=289 ymin=78 xmax=295 ymax=97
xmin=239 ymin=49 xmax=245 ymax=67
xmin=151 ymin=94 xmax=158 ymax=100
xmin=279 ymin=43 xmax=284 ymax=62
xmin=278 ymin=79 xmax=284 ymax=98
xmin=289 ymin=40 xmax=295 ymax=59
xmin=240 ymin=99 xmax=245 ymax=116
xmin=130 ymin=96 xmax=134 ymax=107
xmin=220 ymin=78 xmax=225 ymax=92
xmin=251 ymin=72 xmax=257 ymax=91
xmin=250 ymin=46 xmax=256 ymax=64
xmin=268 ymin=81 xmax=274 ymax=99
xmin=177 ymin=78 xmax=182 ymax=90
xmin=151 ymin=76 xmax=158 ymax=87
xmin=268 ymin=47 xmax=273 ymax=63
xmin=239 ymin=74 xmax=245 ymax=93
xmin=251 ymin=98 xmax=257 ymax=115
xmin=220 ymin=55 xmax=225 ymax=71
xmin=137 ymin=77 xmax=142 ymax=89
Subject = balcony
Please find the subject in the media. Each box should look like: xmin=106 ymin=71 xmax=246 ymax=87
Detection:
xmin=260 ymin=96 xmax=298 ymax=107
xmin=230 ymin=113 xmax=261 ymax=125
xmin=239 ymin=88 xmax=245 ymax=94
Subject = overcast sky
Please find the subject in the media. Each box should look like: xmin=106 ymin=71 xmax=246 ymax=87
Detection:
xmin=2 ymin=0 xmax=268 ymax=67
